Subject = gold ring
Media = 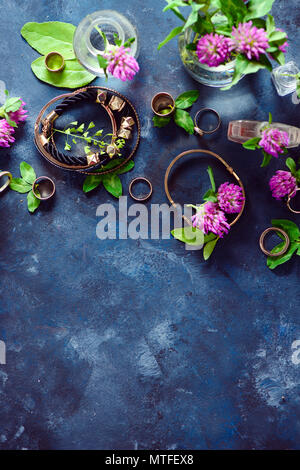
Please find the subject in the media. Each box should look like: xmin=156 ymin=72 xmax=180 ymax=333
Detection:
xmin=259 ymin=227 xmax=290 ymax=257
xmin=45 ymin=51 xmax=65 ymax=73
xmin=0 ymin=171 xmax=12 ymax=193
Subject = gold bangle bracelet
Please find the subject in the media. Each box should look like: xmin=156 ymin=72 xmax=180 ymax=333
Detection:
xmin=164 ymin=149 xmax=246 ymax=227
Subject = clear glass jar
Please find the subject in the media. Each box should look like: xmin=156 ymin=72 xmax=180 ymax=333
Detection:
xmin=73 ymin=10 xmax=139 ymax=77
xmin=178 ymin=28 xmax=236 ymax=88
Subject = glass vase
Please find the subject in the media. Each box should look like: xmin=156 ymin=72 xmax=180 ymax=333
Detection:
xmin=178 ymin=28 xmax=236 ymax=88
xmin=73 ymin=10 xmax=139 ymax=77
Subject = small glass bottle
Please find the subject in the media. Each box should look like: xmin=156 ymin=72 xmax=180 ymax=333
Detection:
xmin=228 ymin=120 xmax=300 ymax=148
xmin=73 ymin=10 xmax=139 ymax=77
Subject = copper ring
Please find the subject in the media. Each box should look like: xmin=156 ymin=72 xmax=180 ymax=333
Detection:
xmin=129 ymin=177 xmax=153 ymax=202
xmin=164 ymin=149 xmax=245 ymax=226
xmin=0 ymin=171 xmax=12 ymax=193
xmin=45 ymin=51 xmax=65 ymax=73
xmin=287 ymin=187 xmax=300 ymax=214
xmin=32 ymin=176 xmax=56 ymax=200
xmin=194 ymin=108 xmax=221 ymax=136
xmin=259 ymin=227 xmax=290 ymax=257
xmin=34 ymin=86 xmax=140 ymax=175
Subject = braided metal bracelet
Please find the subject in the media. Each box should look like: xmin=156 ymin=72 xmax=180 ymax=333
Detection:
xmin=34 ymin=86 xmax=141 ymax=173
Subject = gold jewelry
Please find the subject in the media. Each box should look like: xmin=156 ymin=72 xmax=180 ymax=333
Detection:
xmin=0 ymin=171 xmax=12 ymax=193
xmin=45 ymin=51 xmax=65 ymax=73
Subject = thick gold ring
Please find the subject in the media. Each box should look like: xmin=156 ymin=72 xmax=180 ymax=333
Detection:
xmin=287 ymin=188 xmax=300 ymax=214
xmin=259 ymin=227 xmax=290 ymax=257
xmin=45 ymin=51 xmax=65 ymax=73
xmin=0 ymin=171 xmax=12 ymax=193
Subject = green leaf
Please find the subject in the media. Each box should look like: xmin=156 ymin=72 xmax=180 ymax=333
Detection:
xmin=64 ymin=142 xmax=71 ymax=151
xmin=3 ymin=112 xmax=17 ymax=128
xmin=21 ymin=21 xmax=76 ymax=59
xmin=245 ymin=0 xmax=276 ymax=21
xmin=222 ymin=54 xmax=272 ymax=91
xmin=116 ymin=160 xmax=135 ymax=175
xmin=97 ymin=55 xmax=108 ymax=73
xmin=203 ymin=237 xmax=219 ymax=261
xmin=9 ymin=178 xmax=32 ymax=193
xmin=174 ymin=108 xmax=194 ymax=134
xmin=242 ymin=137 xmax=261 ymax=150
xmin=20 ymin=161 xmax=36 ymax=184
xmin=157 ymin=26 xmax=183 ymax=50
xmin=163 ymin=1 xmax=188 ymax=22
xmin=271 ymin=50 xmax=286 ymax=66
xmin=207 ymin=166 xmax=216 ymax=192
xmin=204 ymin=233 xmax=217 ymax=243
xmin=87 ymin=122 xmax=95 ymax=130
xmin=186 ymin=43 xmax=197 ymax=51
xmin=123 ymin=37 xmax=136 ymax=48
xmin=83 ymin=175 xmax=103 ymax=193
xmin=261 ymin=151 xmax=272 ymax=167
xmin=27 ymin=190 xmax=41 ymax=213
xmin=268 ymin=30 xmax=287 ymax=43
xmin=267 ymin=242 xmax=298 ymax=269
xmin=113 ymin=33 xmax=122 ymax=47
xmin=4 ymin=97 xmax=21 ymax=113
xmin=163 ymin=1 xmax=189 ymax=12
xmin=272 ymin=219 xmax=300 ymax=242
xmin=152 ymin=115 xmax=171 ymax=128
xmin=269 ymin=112 xmax=272 ymax=125
xmin=286 ymin=157 xmax=297 ymax=176
xmin=84 ymin=146 xmax=90 ymax=154
xmin=175 ymin=90 xmax=199 ymax=109
xmin=102 ymin=174 xmax=122 ymax=198
xmin=171 ymin=226 xmax=204 ymax=246
xmin=218 ymin=0 xmax=247 ymax=26
xmin=31 ymin=57 xmax=95 ymax=89
xmin=76 ymin=123 xmax=85 ymax=133
xmin=183 ymin=4 xmax=203 ymax=31
xmin=266 ymin=14 xmax=275 ymax=33
xmin=203 ymin=189 xmax=218 ymax=203
xmin=296 ymin=169 xmax=300 ymax=183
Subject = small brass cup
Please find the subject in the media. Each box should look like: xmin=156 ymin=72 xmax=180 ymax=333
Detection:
xmin=45 ymin=52 xmax=65 ymax=73
xmin=151 ymin=92 xmax=175 ymax=117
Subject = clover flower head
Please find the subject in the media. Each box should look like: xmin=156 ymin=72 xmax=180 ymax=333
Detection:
xmin=0 ymin=119 xmax=15 ymax=148
xmin=196 ymin=33 xmax=233 ymax=67
xmin=191 ymin=202 xmax=230 ymax=239
xmin=259 ymin=127 xmax=289 ymax=158
xmin=269 ymin=170 xmax=297 ymax=200
xmin=217 ymin=182 xmax=244 ymax=214
xmin=104 ymin=45 xmax=139 ymax=81
xmin=9 ymin=100 xmax=28 ymax=125
xmin=231 ymin=21 xmax=269 ymax=60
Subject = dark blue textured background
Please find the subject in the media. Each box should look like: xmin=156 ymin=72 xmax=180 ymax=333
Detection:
xmin=0 ymin=0 xmax=299 ymax=450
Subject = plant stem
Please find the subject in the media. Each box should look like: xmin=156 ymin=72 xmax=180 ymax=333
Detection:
xmin=52 ymin=128 xmax=109 ymax=147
